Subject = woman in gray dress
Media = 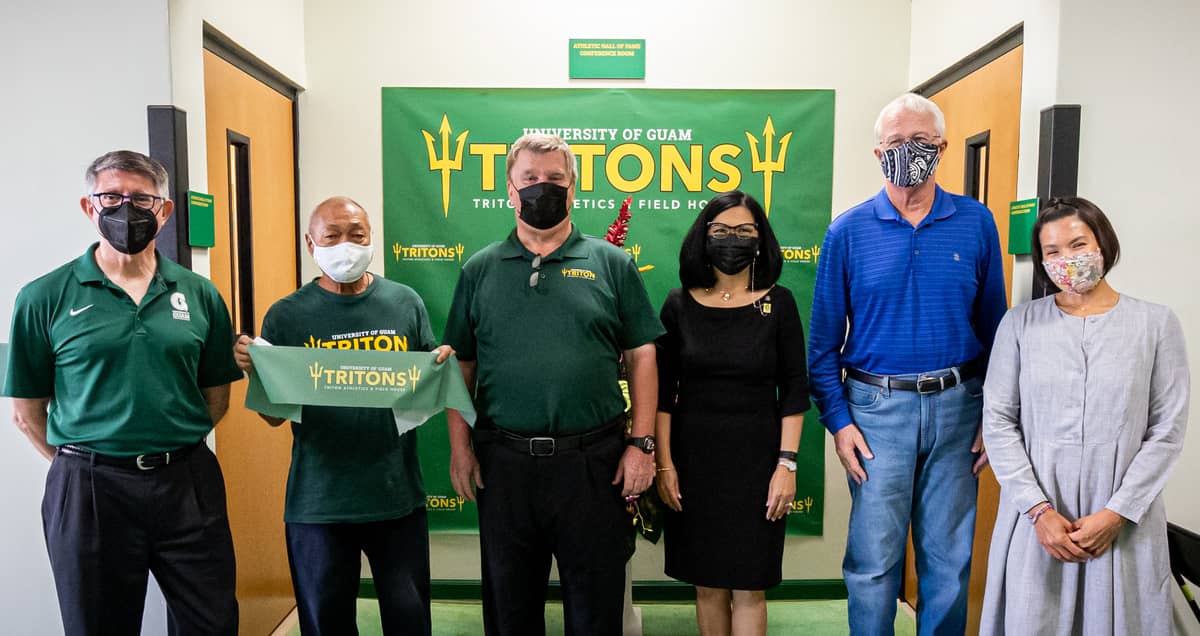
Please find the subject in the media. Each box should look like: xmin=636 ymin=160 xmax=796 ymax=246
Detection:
xmin=980 ymin=197 xmax=1189 ymax=635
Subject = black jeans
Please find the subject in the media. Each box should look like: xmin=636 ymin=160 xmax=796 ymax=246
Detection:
xmin=473 ymin=425 xmax=628 ymax=636
xmin=42 ymin=443 xmax=238 ymax=636
xmin=286 ymin=509 xmax=431 ymax=636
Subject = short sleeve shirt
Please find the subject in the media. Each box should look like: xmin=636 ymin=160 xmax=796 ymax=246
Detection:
xmin=260 ymin=275 xmax=436 ymax=523
xmin=443 ymin=225 xmax=665 ymax=434
xmin=3 ymin=244 xmax=242 ymax=455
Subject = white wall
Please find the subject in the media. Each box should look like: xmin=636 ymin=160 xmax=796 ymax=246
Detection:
xmin=0 ymin=1 xmax=173 ymax=632
xmin=907 ymin=1 xmax=1025 ymax=89
xmin=167 ymin=0 xmax=308 ymax=277
xmin=911 ymin=0 xmax=1200 ymax=631
xmin=300 ymin=0 xmax=912 ymax=581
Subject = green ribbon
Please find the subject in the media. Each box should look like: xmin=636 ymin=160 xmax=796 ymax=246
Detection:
xmin=245 ymin=344 xmax=476 ymax=435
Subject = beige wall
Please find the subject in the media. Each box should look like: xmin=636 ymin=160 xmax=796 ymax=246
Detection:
xmin=299 ymin=0 xmax=912 ymax=581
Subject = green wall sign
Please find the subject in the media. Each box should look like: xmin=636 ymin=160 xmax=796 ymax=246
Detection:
xmin=569 ymin=39 xmax=646 ymax=79
xmin=188 ymin=191 xmax=215 ymax=248
xmin=1008 ymin=197 xmax=1038 ymax=254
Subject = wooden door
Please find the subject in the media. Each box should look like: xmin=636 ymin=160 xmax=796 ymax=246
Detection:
xmin=203 ymin=48 xmax=299 ymax=635
xmin=901 ymin=45 xmax=1022 ymax=635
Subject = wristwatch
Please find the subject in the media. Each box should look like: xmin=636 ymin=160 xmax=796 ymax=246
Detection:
xmin=626 ymin=435 xmax=657 ymax=454
xmin=777 ymin=458 xmax=798 ymax=472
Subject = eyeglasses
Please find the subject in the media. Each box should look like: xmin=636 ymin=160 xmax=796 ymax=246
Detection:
xmin=878 ymin=134 xmax=941 ymax=151
xmin=706 ymin=222 xmax=758 ymax=239
xmin=91 ymin=192 xmax=164 ymax=211
xmin=528 ymin=254 xmax=543 ymax=288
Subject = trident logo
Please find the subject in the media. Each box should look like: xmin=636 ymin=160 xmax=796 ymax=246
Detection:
xmin=421 ymin=114 xmax=469 ymax=218
xmin=308 ymin=362 xmax=324 ymax=391
xmin=392 ymin=242 xmax=402 ymax=262
xmin=745 ymin=115 xmax=792 ymax=217
xmin=455 ymin=243 xmax=465 ymax=260
xmin=407 ymin=365 xmax=422 ymax=389
xmin=625 ymin=244 xmax=655 ymax=273
xmin=305 ymin=335 xmax=324 ymax=349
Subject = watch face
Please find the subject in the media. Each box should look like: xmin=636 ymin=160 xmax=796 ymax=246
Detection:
xmin=629 ymin=436 xmax=656 ymax=453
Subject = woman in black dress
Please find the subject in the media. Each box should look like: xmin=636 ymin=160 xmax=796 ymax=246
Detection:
xmin=655 ymin=190 xmax=810 ymax=635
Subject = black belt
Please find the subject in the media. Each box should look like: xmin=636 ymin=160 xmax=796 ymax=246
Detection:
xmin=58 ymin=441 xmax=203 ymax=471
xmin=846 ymin=359 xmax=984 ymax=394
xmin=480 ymin=417 xmax=624 ymax=457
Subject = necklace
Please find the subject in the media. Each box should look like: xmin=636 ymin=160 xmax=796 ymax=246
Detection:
xmin=705 ymin=288 xmax=734 ymax=301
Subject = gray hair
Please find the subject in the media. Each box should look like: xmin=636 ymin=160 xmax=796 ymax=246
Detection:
xmin=84 ymin=150 xmax=170 ymax=199
xmin=873 ymin=93 xmax=946 ymax=142
xmin=506 ymin=133 xmax=577 ymax=185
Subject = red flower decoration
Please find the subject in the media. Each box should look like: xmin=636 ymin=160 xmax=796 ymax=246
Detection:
xmin=604 ymin=196 xmax=634 ymax=247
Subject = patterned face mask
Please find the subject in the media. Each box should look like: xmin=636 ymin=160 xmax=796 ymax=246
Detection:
xmin=879 ymin=139 xmax=941 ymax=188
xmin=1043 ymin=250 xmax=1104 ymax=294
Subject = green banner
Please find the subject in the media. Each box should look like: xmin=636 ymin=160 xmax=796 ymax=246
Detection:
xmin=382 ymin=87 xmax=834 ymax=535
xmin=245 ymin=345 xmax=475 ymax=436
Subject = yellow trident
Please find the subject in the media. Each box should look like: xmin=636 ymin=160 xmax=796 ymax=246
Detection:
xmin=392 ymin=242 xmax=402 ymax=262
xmin=455 ymin=243 xmax=465 ymax=260
xmin=308 ymin=362 xmax=324 ymax=391
xmin=421 ymin=114 xmax=469 ymax=217
xmin=407 ymin=365 xmax=422 ymax=388
xmin=628 ymin=244 xmax=655 ymax=273
xmin=745 ymin=115 xmax=792 ymax=217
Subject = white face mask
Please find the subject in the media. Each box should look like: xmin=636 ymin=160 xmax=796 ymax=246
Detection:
xmin=311 ymin=239 xmax=373 ymax=283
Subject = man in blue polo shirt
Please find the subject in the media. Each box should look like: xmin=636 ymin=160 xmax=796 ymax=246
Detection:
xmin=4 ymin=150 xmax=242 ymax=635
xmin=808 ymin=93 xmax=1007 ymax=635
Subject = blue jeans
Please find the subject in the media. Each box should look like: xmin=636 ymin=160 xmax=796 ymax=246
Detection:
xmin=843 ymin=371 xmax=983 ymax=636
xmin=286 ymin=508 xmax=431 ymax=636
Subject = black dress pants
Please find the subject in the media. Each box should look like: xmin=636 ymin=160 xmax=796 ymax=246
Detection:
xmin=42 ymin=443 xmax=238 ymax=636
xmin=473 ymin=425 xmax=629 ymax=636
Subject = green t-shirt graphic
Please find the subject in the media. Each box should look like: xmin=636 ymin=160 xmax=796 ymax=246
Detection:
xmin=261 ymin=275 xmax=435 ymax=523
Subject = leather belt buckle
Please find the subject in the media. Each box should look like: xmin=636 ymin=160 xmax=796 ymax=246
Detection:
xmin=528 ymin=437 xmax=556 ymax=457
xmin=916 ymin=375 xmax=946 ymax=394
xmin=135 ymin=451 xmax=170 ymax=470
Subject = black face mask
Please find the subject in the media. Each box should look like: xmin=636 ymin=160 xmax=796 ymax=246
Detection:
xmin=97 ymin=202 xmax=159 ymax=254
xmin=706 ymin=235 xmax=759 ymax=275
xmin=515 ymin=182 xmax=570 ymax=229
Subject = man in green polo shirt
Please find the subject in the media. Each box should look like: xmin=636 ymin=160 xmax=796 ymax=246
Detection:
xmin=444 ymin=133 xmax=664 ymax=635
xmin=3 ymin=150 xmax=242 ymax=635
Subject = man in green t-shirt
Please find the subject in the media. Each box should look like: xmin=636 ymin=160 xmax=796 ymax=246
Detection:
xmin=3 ymin=150 xmax=242 ymax=634
xmin=234 ymin=197 xmax=452 ymax=636
xmin=444 ymin=134 xmax=665 ymax=635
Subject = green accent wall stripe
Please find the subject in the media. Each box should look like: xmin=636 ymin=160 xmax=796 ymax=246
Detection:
xmin=360 ymin=579 xmax=848 ymax=602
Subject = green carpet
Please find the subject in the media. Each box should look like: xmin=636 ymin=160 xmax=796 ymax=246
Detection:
xmin=287 ymin=599 xmax=916 ymax=635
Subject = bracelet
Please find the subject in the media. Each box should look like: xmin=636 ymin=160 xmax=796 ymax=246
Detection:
xmin=778 ymin=450 xmax=798 ymax=461
xmin=1028 ymin=502 xmax=1054 ymax=525
xmin=656 ymin=467 xmax=674 ymax=473
xmin=777 ymin=458 xmax=797 ymax=472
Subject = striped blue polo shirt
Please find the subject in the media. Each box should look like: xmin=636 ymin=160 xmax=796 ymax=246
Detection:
xmin=807 ymin=186 xmax=1007 ymax=433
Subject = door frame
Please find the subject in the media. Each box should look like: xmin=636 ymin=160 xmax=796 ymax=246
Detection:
xmin=203 ymin=23 xmax=302 ymax=289
xmin=912 ymin=24 xmax=1023 ymax=98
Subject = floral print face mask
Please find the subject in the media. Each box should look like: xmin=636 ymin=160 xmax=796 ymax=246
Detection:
xmin=1043 ymin=250 xmax=1104 ymax=294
